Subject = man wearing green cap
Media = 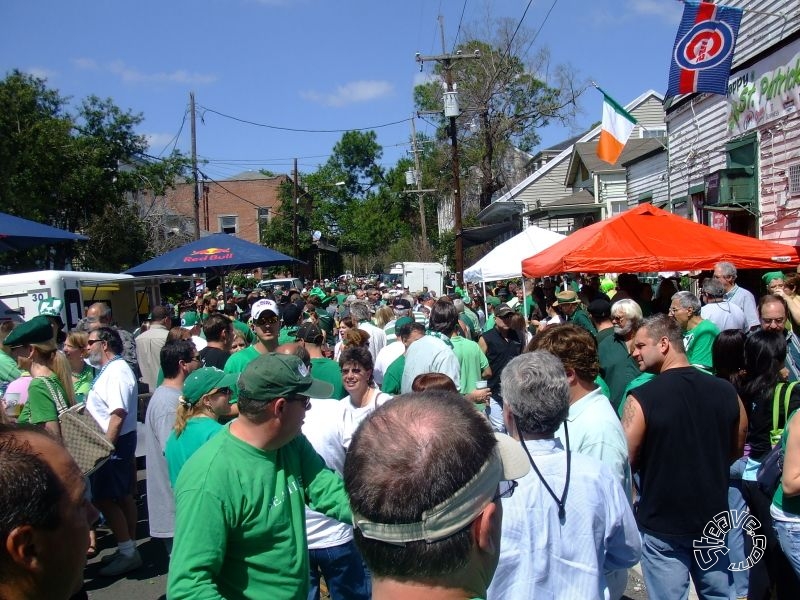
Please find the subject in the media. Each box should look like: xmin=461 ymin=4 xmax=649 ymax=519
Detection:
xmin=169 ymin=353 xmax=352 ymax=600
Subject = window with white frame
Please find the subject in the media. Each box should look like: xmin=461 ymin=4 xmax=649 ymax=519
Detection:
xmin=640 ymin=127 xmax=666 ymax=139
xmin=789 ymin=163 xmax=800 ymax=196
xmin=219 ymin=215 xmax=238 ymax=235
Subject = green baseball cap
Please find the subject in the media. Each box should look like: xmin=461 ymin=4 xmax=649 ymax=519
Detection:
xmin=238 ymin=353 xmax=333 ymax=400
xmin=180 ymin=311 xmax=200 ymax=329
xmin=394 ymin=316 xmax=414 ymax=330
xmin=5 ymin=316 xmax=54 ymax=347
xmin=182 ymin=367 xmax=240 ymax=405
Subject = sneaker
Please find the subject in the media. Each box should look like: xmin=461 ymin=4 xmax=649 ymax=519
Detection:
xmin=99 ymin=550 xmax=121 ymax=565
xmin=98 ymin=550 xmax=142 ymax=577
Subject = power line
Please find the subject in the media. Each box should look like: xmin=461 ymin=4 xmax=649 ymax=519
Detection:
xmin=504 ymin=0 xmax=535 ymax=59
xmin=452 ymin=0 xmax=469 ymax=52
xmin=197 ymin=169 xmax=265 ymax=211
xmin=196 ymin=105 xmax=411 ymax=133
xmin=156 ymin=106 xmax=188 ymax=157
xmin=524 ymin=0 xmax=559 ymax=56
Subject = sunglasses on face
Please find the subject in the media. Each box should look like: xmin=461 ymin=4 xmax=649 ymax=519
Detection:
xmin=255 ymin=315 xmax=280 ymax=327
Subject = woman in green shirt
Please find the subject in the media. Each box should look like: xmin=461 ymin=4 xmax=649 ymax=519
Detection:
xmin=5 ymin=316 xmax=73 ymax=441
xmin=64 ymin=330 xmax=93 ymax=402
xmin=165 ymin=367 xmax=238 ymax=487
xmin=772 ymin=408 xmax=800 ymax=578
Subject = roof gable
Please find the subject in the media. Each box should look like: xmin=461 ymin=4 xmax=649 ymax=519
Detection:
xmin=493 ymin=90 xmax=664 ymax=203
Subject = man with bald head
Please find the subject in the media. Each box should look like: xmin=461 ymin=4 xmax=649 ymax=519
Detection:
xmin=85 ymin=302 xmax=139 ymax=376
xmin=0 ymin=424 xmax=100 ymax=600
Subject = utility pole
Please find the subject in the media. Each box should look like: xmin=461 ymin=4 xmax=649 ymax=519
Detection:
xmin=407 ymin=115 xmax=436 ymax=254
xmin=292 ymin=158 xmax=299 ymax=265
xmin=416 ymin=16 xmax=479 ymax=286
xmin=190 ymin=92 xmax=200 ymax=240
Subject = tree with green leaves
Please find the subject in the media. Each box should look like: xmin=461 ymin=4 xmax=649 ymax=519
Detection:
xmin=414 ymin=18 xmax=584 ymax=210
xmin=0 ymin=70 xmax=190 ymax=272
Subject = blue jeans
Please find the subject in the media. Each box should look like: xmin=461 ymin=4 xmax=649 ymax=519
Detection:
xmin=484 ymin=397 xmax=506 ymax=433
xmin=640 ymin=532 xmax=734 ymax=600
xmin=308 ymin=540 xmax=371 ymax=600
xmin=727 ymin=457 xmax=748 ymax=598
xmin=774 ymin=519 xmax=800 ymax=580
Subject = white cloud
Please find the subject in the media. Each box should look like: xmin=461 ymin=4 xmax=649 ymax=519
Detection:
xmin=107 ymin=61 xmax=217 ymax=85
xmin=301 ymin=80 xmax=394 ymax=107
xmin=71 ymin=57 xmax=216 ymax=85
xmin=25 ymin=67 xmax=56 ymax=81
xmin=73 ymin=57 xmax=98 ymax=70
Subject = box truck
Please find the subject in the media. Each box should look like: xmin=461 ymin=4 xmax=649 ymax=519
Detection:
xmin=385 ymin=262 xmax=446 ymax=296
xmin=0 ymin=270 xmax=174 ymax=331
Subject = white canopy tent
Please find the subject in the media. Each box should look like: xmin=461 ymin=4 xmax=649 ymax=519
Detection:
xmin=464 ymin=225 xmax=566 ymax=283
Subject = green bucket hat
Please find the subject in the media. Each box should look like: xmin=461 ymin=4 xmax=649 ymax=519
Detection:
xmin=238 ymin=353 xmax=333 ymax=400
xmin=182 ymin=367 xmax=240 ymax=405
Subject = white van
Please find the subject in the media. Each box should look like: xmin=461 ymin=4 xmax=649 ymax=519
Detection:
xmin=385 ymin=262 xmax=446 ymax=296
xmin=0 ymin=270 xmax=175 ymax=331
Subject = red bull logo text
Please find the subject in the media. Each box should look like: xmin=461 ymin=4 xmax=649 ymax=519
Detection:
xmin=183 ymin=247 xmax=233 ymax=263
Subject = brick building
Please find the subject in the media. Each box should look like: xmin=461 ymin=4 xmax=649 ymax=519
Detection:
xmin=163 ymin=171 xmax=289 ymax=244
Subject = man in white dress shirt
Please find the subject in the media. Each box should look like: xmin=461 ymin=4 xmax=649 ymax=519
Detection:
xmin=488 ymin=350 xmax=641 ymax=600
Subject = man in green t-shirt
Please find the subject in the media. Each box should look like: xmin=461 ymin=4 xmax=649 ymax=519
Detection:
xmin=344 ymin=391 xmax=529 ymax=600
xmin=295 ymin=322 xmax=345 ymax=399
xmin=169 ymin=353 xmax=351 ymax=599
xmin=669 ymin=291 xmax=719 ymax=371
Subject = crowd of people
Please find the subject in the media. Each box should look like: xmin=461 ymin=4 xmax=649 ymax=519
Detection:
xmin=1 ymin=260 xmax=800 ymax=599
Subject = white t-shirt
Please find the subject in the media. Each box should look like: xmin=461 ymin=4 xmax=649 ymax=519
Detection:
xmin=86 ymin=358 xmax=139 ymax=436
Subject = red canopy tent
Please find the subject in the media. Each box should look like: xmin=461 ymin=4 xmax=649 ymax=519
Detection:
xmin=522 ymin=204 xmax=800 ymax=277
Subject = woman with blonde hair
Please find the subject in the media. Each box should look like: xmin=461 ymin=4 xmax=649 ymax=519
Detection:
xmin=373 ymin=305 xmax=394 ymax=329
xmin=4 ymin=316 xmax=73 ymax=439
xmin=64 ymin=330 xmax=93 ymax=402
xmin=165 ymin=367 xmax=238 ymax=487
xmin=230 ymin=328 xmax=248 ymax=354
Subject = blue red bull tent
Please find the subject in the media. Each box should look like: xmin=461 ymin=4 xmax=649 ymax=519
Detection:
xmin=125 ymin=233 xmax=300 ymax=276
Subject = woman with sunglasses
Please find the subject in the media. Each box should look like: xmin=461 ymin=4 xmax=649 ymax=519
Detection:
xmin=339 ymin=346 xmax=391 ymax=448
xmin=5 ymin=316 xmax=73 ymax=440
xmin=165 ymin=367 xmax=238 ymax=487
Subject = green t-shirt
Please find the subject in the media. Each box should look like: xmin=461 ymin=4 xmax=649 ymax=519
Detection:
xmin=618 ymin=372 xmax=656 ymax=418
xmin=73 ymin=365 xmax=94 ymax=403
xmin=165 ymin=417 xmax=223 ymax=488
xmin=169 ymin=427 xmax=351 ymax=599
xmin=451 ymin=336 xmax=489 ymax=394
xmin=17 ymin=375 xmax=67 ymax=425
xmin=773 ymin=409 xmax=800 ymax=514
xmin=684 ymin=319 xmax=720 ymax=371
xmin=0 ymin=350 xmax=21 ymax=383
xmin=381 ymin=355 xmax=405 ymax=395
xmin=224 ymin=345 xmax=261 ymax=374
xmin=483 ymin=314 xmax=496 ymax=333
xmin=570 ymin=308 xmax=597 ymax=337
xmin=310 ymin=357 xmax=345 ymax=400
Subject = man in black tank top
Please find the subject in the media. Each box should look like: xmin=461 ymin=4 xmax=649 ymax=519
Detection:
xmin=478 ymin=303 xmax=522 ymax=431
xmin=621 ymin=314 xmax=746 ymax=600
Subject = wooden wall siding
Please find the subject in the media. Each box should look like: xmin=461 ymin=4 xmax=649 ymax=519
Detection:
xmin=667 ymin=95 xmax=729 ymax=206
xmin=727 ymin=0 xmax=800 ymax=70
xmin=759 ymin=118 xmax=800 ymax=243
xmin=627 ymin=152 xmax=669 ymax=207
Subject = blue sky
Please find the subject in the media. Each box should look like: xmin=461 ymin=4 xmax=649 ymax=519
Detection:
xmin=1 ymin=0 xmax=683 ymax=181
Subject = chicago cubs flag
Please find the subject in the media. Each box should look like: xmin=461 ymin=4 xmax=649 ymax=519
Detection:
xmin=666 ymin=1 xmax=743 ymax=97
xmin=596 ymin=89 xmax=637 ymax=165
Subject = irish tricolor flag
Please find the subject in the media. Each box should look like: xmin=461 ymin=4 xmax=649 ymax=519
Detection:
xmin=596 ymin=89 xmax=637 ymax=165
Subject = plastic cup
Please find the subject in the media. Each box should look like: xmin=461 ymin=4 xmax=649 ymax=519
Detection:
xmin=475 ymin=380 xmax=488 ymax=390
